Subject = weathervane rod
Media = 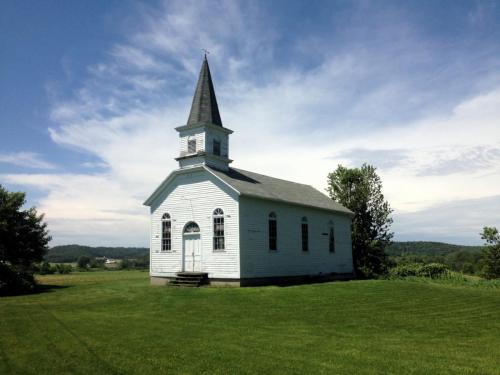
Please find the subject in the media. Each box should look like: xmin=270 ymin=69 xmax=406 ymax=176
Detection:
xmin=201 ymin=48 xmax=210 ymax=59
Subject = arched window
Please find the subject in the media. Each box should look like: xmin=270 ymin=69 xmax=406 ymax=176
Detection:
xmin=183 ymin=221 xmax=200 ymax=233
xmin=301 ymin=217 xmax=309 ymax=252
xmin=213 ymin=208 xmax=225 ymax=250
xmin=188 ymin=136 xmax=196 ymax=154
xmin=269 ymin=212 xmax=277 ymax=250
xmin=329 ymin=221 xmax=335 ymax=253
xmin=161 ymin=213 xmax=171 ymax=251
xmin=213 ymin=139 xmax=221 ymax=156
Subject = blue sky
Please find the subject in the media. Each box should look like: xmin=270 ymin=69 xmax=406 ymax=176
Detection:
xmin=1 ymin=0 xmax=499 ymax=246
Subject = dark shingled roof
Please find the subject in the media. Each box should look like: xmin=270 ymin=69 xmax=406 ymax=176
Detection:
xmin=187 ymin=56 xmax=222 ymax=127
xmin=207 ymin=166 xmax=353 ymax=215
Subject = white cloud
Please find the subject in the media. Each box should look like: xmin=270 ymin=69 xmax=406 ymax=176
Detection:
xmin=5 ymin=0 xmax=500 ymax=246
xmin=0 ymin=152 xmax=57 ymax=170
xmin=1 ymin=173 xmax=148 ymax=247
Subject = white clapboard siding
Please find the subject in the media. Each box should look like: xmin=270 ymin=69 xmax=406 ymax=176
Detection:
xmin=239 ymin=196 xmax=353 ymax=278
xmin=149 ymin=169 xmax=240 ymax=279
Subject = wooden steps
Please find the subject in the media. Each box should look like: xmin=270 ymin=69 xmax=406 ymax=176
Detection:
xmin=170 ymin=272 xmax=208 ymax=287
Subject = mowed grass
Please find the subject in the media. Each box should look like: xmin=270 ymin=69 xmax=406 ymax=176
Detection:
xmin=1 ymin=271 xmax=499 ymax=374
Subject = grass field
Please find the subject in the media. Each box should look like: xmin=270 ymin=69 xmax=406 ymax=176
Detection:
xmin=1 ymin=271 xmax=499 ymax=374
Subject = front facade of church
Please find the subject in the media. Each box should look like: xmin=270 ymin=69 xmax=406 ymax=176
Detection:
xmin=144 ymin=57 xmax=354 ymax=286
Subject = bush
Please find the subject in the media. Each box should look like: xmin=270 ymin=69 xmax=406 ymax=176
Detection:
xmin=55 ymin=264 xmax=72 ymax=274
xmin=77 ymin=256 xmax=91 ymax=269
xmin=39 ymin=261 xmax=55 ymax=275
xmin=389 ymin=263 xmax=449 ymax=279
xmin=120 ymin=259 xmax=131 ymax=269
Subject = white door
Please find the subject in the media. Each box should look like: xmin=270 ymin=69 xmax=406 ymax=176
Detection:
xmin=183 ymin=234 xmax=201 ymax=272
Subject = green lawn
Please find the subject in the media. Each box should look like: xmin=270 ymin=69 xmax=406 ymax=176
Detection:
xmin=1 ymin=271 xmax=499 ymax=374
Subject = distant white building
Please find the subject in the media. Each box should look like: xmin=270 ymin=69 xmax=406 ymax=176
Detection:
xmin=144 ymin=57 xmax=354 ymax=286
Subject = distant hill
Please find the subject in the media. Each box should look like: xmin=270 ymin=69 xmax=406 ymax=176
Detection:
xmin=46 ymin=245 xmax=148 ymax=263
xmin=387 ymin=241 xmax=483 ymax=256
xmin=46 ymin=241 xmax=483 ymax=263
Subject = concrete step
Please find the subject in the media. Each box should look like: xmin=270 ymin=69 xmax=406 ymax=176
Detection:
xmin=170 ymin=281 xmax=204 ymax=287
xmin=170 ymin=272 xmax=209 ymax=287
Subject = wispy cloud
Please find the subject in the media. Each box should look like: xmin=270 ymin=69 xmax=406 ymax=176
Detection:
xmin=332 ymin=148 xmax=411 ymax=170
xmin=0 ymin=152 xmax=57 ymax=170
xmin=416 ymin=146 xmax=500 ymax=176
xmin=4 ymin=0 xmax=500 ymax=245
xmin=393 ymin=194 xmax=500 ymax=245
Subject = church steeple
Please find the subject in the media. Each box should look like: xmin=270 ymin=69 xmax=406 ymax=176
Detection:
xmin=187 ymin=56 xmax=223 ymax=127
xmin=175 ymin=56 xmax=233 ymax=172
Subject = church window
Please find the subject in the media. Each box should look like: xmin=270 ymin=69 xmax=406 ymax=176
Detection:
xmin=301 ymin=217 xmax=309 ymax=252
xmin=161 ymin=213 xmax=171 ymax=251
xmin=188 ymin=137 xmax=196 ymax=153
xmin=213 ymin=208 xmax=225 ymax=250
xmin=183 ymin=221 xmax=200 ymax=233
xmin=329 ymin=221 xmax=335 ymax=253
xmin=269 ymin=212 xmax=277 ymax=250
xmin=213 ymin=139 xmax=221 ymax=156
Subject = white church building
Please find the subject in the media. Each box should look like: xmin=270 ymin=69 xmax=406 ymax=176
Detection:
xmin=144 ymin=57 xmax=354 ymax=286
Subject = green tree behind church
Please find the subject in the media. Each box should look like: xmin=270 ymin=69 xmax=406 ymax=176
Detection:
xmin=327 ymin=164 xmax=393 ymax=278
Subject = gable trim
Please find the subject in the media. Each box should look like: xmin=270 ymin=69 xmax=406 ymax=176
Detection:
xmin=143 ymin=165 xmax=242 ymax=207
xmin=143 ymin=166 xmax=203 ymax=206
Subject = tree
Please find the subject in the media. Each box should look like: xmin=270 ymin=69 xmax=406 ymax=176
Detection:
xmin=77 ymin=255 xmax=91 ymax=269
xmin=327 ymin=164 xmax=393 ymax=278
xmin=39 ymin=261 xmax=55 ymax=275
xmin=480 ymin=226 xmax=500 ymax=279
xmin=0 ymin=185 xmax=51 ymax=295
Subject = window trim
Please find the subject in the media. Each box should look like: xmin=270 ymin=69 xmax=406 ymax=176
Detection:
xmin=161 ymin=213 xmax=172 ymax=252
xmin=213 ymin=208 xmax=225 ymax=251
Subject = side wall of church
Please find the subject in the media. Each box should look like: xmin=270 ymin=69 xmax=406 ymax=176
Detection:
xmin=239 ymin=197 xmax=353 ymax=278
xmin=149 ymin=169 xmax=240 ymax=279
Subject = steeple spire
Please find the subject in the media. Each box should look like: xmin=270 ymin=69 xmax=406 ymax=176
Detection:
xmin=187 ymin=56 xmax=222 ymax=127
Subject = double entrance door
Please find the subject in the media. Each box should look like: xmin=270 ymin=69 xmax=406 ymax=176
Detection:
xmin=183 ymin=234 xmax=201 ymax=272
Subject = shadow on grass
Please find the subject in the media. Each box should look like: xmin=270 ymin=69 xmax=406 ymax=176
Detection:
xmin=0 ymin=284 xmax=71 ymax=297
xmin=35 ymin=284 xmax=71 ymax=294
xmin=242 ymin=274 xmax=357 ymax=287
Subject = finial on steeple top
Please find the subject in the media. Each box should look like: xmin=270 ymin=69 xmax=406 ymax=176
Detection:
xmin=201 ymin=48 xmax=210 ymax=60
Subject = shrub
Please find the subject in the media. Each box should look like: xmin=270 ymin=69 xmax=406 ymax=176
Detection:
xmin=39 ymin=261 xmax=55 ymax=275
xmin=419 ymin=263 xmax=450 ymax=278
xmin=120 ymin=259 xmax=131 ymax=269
xmin=389 ymin=263 xmax=449 ymax=279
xmin=54 ymin=264 xmax=72 ymax=274
xmin=77 ymin=256 xmax=91 ymax=269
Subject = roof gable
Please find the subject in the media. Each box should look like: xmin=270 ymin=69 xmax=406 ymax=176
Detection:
xmin=143 ymin=166 xmax=239 ymax=207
